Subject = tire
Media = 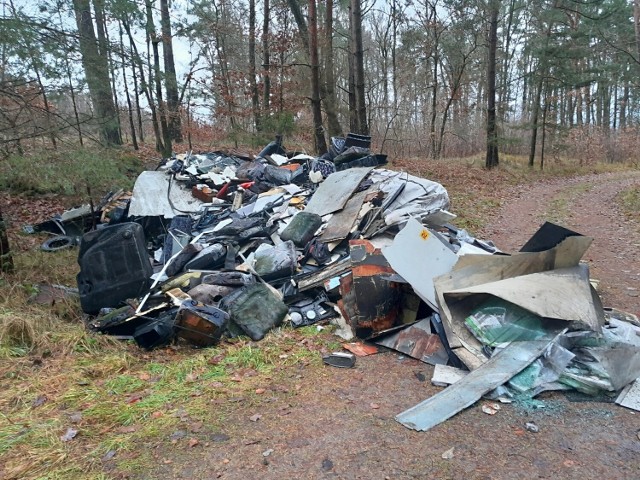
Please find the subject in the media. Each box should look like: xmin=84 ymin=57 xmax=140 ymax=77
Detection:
xmin=41 ymin=235 xmax=75 ymax=252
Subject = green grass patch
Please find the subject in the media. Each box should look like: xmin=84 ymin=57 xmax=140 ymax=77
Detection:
xmin=0 ymin=147 xmax=143 ymax=197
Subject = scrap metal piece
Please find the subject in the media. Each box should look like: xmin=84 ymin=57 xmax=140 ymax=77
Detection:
xmin=396 ymin=339 xmax=555 ymax=432
xmin=304 ymin=167 xmax=373 ymax=217
xmin=129 ymin=171 xmax=203 ymax=218
xmin=382 ymin=218 xmax=458 ymax=311
xmin=322 ymin=352 xmax=356 ymax=368
xmin=339 ymin=240 xmax=402 ymax=338
xmin=320 ymin=190 xmax=368 ymax=243
xmin=374 ymin=318 xmax=449 ymax=366
xmin=616 ymin=378 xmax=640 ymax=412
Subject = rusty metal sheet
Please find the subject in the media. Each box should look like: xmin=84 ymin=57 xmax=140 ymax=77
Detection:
xmin=396 ymin=338 xmax=555 ymax=432
xmin=304 ymin=167 xmax=373 ymax=217
xmin=342 ymin=342 xmax=381 ymax=357
xmin=320 ymin=190 xmax=368 ymax=242
xmin=374 ymin=318 xmax=448 ymax=366
xmin=339 ymin=240 xmax=401 ymax=338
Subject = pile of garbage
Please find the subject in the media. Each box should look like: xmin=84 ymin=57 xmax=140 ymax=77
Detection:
xmin=26 ymin=135 xmax=640 ymax=429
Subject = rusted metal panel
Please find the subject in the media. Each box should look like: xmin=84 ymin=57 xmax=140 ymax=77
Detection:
xmin=339 ymin=240 xmax=401 ymax=338
xmin=374 ymin=318 xmax=448 ymax=366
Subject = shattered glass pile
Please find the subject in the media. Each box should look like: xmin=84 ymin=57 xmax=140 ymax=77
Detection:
xmin=32 ymin=135 xmax=640 ymax=430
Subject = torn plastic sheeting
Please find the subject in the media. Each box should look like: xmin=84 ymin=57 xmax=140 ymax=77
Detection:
xmin=382 ymin=218 xmax=459 ymax=311
xmin=396 ymin=338 xmax=556 ymax=432
xmin=129 ymin=171 xmax=204 ymax=218
xmin=366 ymin=169 xmax=449 ymax=226
xmin=374 ymin=318 xmax=449 ymax=366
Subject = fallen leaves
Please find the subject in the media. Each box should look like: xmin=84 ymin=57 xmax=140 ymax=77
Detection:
xmin=60 ymin=428 xmax=78 ymax=442
xmin=249 ymin=414 xmax=262 ymax=422
xmin=441 ymin=447 xmax=455 ymax=460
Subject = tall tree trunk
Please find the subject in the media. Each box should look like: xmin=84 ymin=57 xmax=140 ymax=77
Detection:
xmin=124 ymin=17 xmax=162 ymax=151
xmin=309 ymin=0 xmax=327 ymax=154
xmin=0 ymin=208 xmax=13 ymax=273
xmin=160 ymin=0 xmax=183 ymax=142
xmin=634 ymin=0 xmax=640 ymax=61
xmin=72 ymin=0 xmax=122 ymax=145
xmin=322 ymin=0 xmax=342 ymax=137
xmin=146 ymin=0 xmax=172 ymax=156
xmin=119 ymin=22 xmax=138 ymax=150
xmin=262 ymin=0 xmax=271 ymax=114
xmin=485 ymin=0 xmax=499 ymax=169
xmin=350 ymin=0 xmax=368 ymax=135
xmin=249 ymin=0 xmax=261 ymax=131
xmin=528 ymin=75 xmax=544 ymax=167
xmin=428 ymin=3 xmax=438 ymax=159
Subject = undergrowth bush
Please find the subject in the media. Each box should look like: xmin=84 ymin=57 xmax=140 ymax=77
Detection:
xmin=0 ymin=147 xmax=143 ymax=196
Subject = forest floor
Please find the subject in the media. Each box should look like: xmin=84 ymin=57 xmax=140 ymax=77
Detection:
xmin=1 ymin=155 xmax=640 ymax=479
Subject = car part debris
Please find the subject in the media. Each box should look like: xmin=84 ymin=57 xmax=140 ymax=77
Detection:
xmin=322 ymin=352 xmax=356 ymax=368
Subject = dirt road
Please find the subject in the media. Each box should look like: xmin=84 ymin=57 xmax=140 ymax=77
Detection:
xmin=144 ymin=171 xmax=640 ymax=480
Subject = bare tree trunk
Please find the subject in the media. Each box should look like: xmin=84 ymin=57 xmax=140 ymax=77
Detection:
xmin=528 ymin=75 xmax=543 ymax=167
xmin=635 ymin=0 xmax=640 ymax=61
xmin=322 ymin=0 xmax=342 ymax=137
xmin=124 ymin=17 xmax=162 ymax=151
xmin=309 ymin=0 xmax=327 ymax=154
xmin=72 ymin=0 xmax=122 ymax=145
xmin=0 ymin=208 xmax=13 ymax=273
xmin=249 ymin=0 xmax=261 ymax=131
xmin=58 ymin=14 xmax=84 ymax=146
xmin=119 ymin=22 xmax=138 ymax=150
xmin=485 ymin=0 xmax=499 ymax=169
xmin=160 ymin=0 xmax=182 ymax=142
xmin=146 ymin=0 xmax=172 ymax=156
xmin=350 ymin=0 xmax=368 ymax=135
xmin=262 ymin=0 xmax=271 ymax=114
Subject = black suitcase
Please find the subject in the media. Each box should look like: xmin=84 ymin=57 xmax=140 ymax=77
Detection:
xmin=77 ymin=222 xmax=153 ymax=314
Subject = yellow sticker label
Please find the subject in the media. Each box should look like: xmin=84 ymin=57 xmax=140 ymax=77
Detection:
xmin=420 ymin=229 xmax=430 ymax=240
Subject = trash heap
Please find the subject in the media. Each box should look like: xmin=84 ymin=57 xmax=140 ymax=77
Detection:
xmin=26 ymin=134 xmax=640 ymax=428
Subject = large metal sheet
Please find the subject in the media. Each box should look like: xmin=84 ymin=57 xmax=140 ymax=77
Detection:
xmin=129 ymin=171 xmax=204 ymax=218
xmin=374 ymin=319 xmax=448 ymax=366
xmin=616 ymin=378 xmax=640 ymax=411
xmin=445 ymin=265 xmax=603 ymax=331
xmin=434 ymin=235 xmax=595 ymax=357
xmin=305 ymin=167 xmax=373 ymax=217
xmin=396 ymin=339 xmax=554 ymax=432
xmin=382 ymin=218 xmax=458 ymax=310
xmin=320 ymin=190 xmax=368 ymax=242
